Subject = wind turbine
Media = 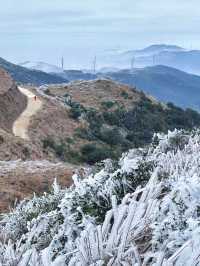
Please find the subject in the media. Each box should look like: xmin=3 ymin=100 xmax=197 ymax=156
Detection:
xmin=61 ymin=56 xmax=64 ymax=70
xmin=131 ymin=57 xmax=135 ymax=71
xmin=93 ymin=56 xmax=97 ymax=74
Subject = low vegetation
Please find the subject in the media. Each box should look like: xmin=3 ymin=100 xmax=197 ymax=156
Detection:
xmin=42 ymin=81 xmax=200 ymax=165
xmin=1 ymin=130 xmax=200 ymax=264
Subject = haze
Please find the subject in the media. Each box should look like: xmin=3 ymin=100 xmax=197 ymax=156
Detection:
xmin=1 ymin=0 xmax=200 ymax=68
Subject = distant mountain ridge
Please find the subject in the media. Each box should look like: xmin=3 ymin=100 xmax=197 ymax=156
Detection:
xmin=124 ymin=44 xmax=184 ymax=56
xmin=0 ymin=57 xmax=68 ymax=86
xmin=101 ymin=65 xmax=200 ymax=110
xmin=2 ymin=49 xmax=200 ymax=111
xmin=48 ymin=65 xmax=200 ymax=111
xmin=96 ymin=44 xmax=200 ymax=75
xmin=20 ymin=61 xmax=64 ymax=74
xmin=18 ymin=44 xmax=200 ymax=76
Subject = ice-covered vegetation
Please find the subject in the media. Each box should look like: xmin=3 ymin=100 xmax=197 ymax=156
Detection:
xmin=1 ymin=129 xmax=200 ymax=265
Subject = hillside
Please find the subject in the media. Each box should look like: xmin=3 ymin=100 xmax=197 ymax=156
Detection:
xmin=1 ymin=75 xmax=200 ymax=212
xmin=52 ymin=65 xmax=200 ymax=110
xmin=31 ymin=79 xmax=200 ymax=165
xmin=0 ymin=77 xmax=197 ymax=166
xmin=100 ymin=65 xmax=200 ymax=110
xmin=1 ymin=129 xmax=200 ymax=265
xmin=0 ymin=69 xmax=42 ymax=160
xmin=0 ymin=68 xmax=27 ymax=131
xmin=0 ymin=70 xmax=74 ymax=211
xmin=0 ymin=57 xmax=68 ymax=86
xmin=0 ymin=160 xmax=74 ymax=211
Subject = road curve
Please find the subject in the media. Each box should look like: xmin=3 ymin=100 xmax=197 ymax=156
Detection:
xmin=13 ymin=87 xmax=42 ymax=140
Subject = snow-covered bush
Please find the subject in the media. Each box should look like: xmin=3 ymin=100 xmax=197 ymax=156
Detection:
xmin=1 ymin=129 xmax=200 ymax=265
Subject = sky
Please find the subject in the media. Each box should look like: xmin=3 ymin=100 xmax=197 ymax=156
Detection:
xmin=0 ymin=0 xmax=200 ymax=68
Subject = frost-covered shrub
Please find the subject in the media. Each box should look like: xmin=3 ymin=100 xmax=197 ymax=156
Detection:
xmin=152 ymin=129 xmax=190 ymax=154
xmin=2 ymin=129 xmax=200 ymax=265
xmin=0 ymin=180 xmax=64 ymax=242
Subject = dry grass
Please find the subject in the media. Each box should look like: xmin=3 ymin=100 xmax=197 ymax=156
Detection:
xmin=47 ymin=79 xmax=141 ymax=111
xmin=0 ymin=160 xmax=74 ymax=212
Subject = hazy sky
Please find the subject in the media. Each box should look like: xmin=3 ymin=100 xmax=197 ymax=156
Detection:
xmin=1 ymin=0 xmax=200 ymax=68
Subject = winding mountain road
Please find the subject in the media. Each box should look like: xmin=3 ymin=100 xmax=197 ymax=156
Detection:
xmin=13 ymin=87 xmax=42 ymax=140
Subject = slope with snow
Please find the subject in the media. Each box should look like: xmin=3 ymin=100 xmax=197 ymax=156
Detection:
xmin=1 ymin=129 xmax=200 ymax=265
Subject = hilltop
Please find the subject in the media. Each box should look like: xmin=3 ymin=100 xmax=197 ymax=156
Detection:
xmin=50 ymin=65 xmax=200 ymax=110
xmin=31 ymin=79 xmax=200 ymax=165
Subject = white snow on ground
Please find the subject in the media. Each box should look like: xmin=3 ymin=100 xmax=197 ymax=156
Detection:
xmin=1 ymin=129 xmax=200 ymax=265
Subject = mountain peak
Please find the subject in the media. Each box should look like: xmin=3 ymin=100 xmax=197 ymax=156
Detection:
xmin=20 ymin=61 xmax=64 ymax=74
xmin=141 ymin=44 xmax=184 ymax=52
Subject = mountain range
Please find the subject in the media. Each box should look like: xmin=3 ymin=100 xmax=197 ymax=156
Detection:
xmin=0 ymin=57 xmax=67 ymax=85
xmin=1 ymin=44 xmax=200 ymax=111
xmin=98 ymin=44 xmax=200 ymax=75
xmin=101 ymin=65 xmax=200 ymax=110
xmin=18 ymin=44 xmax=200 ymax=76
xmin=53 ymin=65 xmax=200 ymax=110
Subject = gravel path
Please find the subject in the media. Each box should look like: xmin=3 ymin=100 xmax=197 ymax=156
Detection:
xmin=13 ymin=87 xmax=42 ymax=140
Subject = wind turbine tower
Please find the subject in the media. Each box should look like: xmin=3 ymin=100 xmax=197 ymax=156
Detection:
xmin=93 ymin=56 xmax=97 ymax=74
xmin=153 ymin=55 xmax=156 ymax=65
xmin=61 ymin=56 xmax=64 ymax=70
xmin=131 ymin=57 xmax=135 ymax=71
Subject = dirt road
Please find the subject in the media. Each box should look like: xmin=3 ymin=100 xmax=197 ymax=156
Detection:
xmin=13 ymin=87 xmax=42 ymax=140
